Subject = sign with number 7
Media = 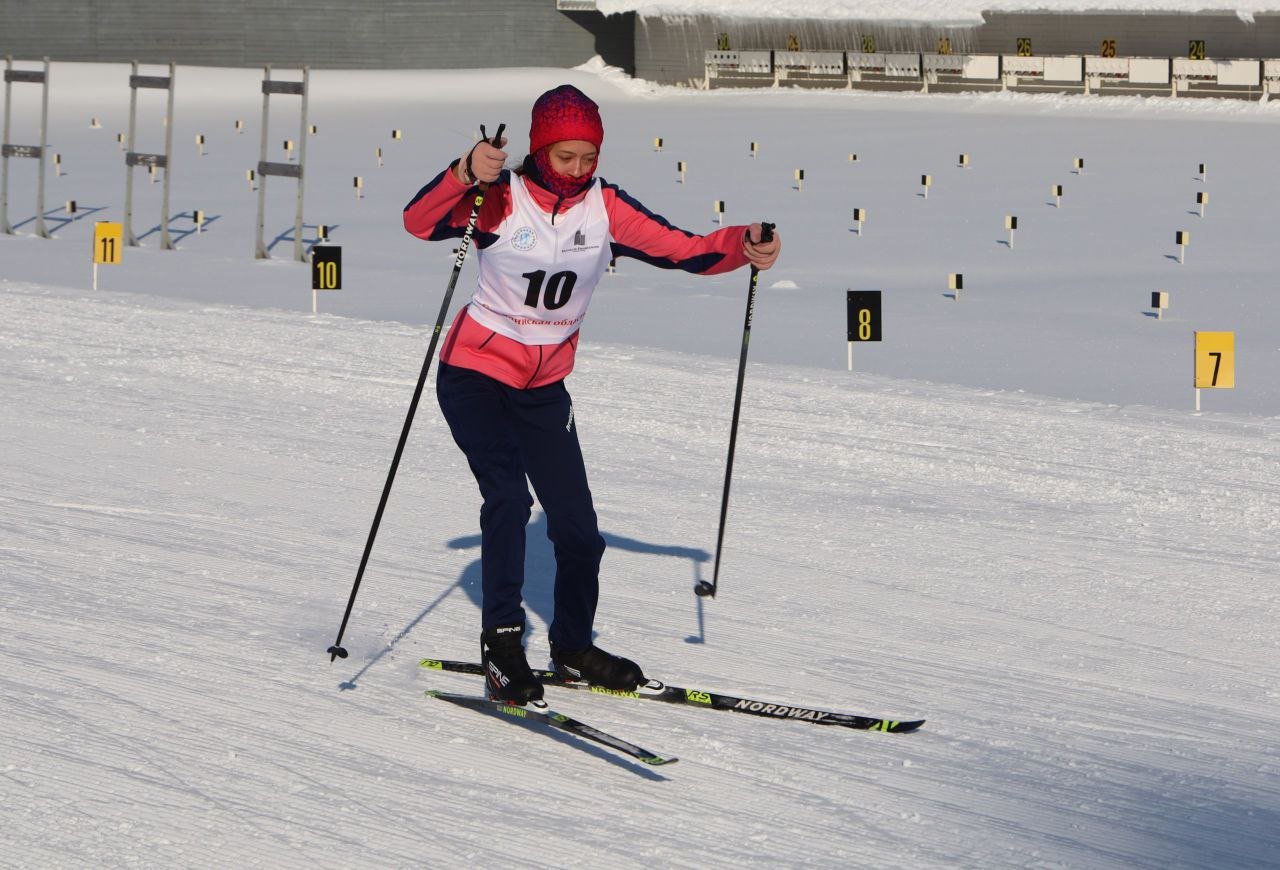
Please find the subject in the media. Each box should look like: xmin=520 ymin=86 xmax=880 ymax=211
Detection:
xmin=1194 ymin=331 xmax=1235 ymax=389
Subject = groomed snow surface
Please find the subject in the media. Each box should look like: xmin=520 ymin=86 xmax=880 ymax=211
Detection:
xmin=2 ymin=62 xmax=1278 ymax=867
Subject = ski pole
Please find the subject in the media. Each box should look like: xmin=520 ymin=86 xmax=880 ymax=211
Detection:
xmin=696 ymin=221 xmax=775 ymax=600
xmin=328 ymin=123 xmax=505 ymax=662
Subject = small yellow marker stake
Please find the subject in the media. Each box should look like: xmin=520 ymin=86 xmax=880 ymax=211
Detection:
xmin=1005 ymin=215 xmax=1018 ymax=247
xmin=958 ymin=153 xmax=969 ymax=168
xmin=1052 ymin=184 xmax=1063 ymax=208
xmin=376 ymin=146 xmax=383 ymax=167
xmin=1176 ymin=230 xmax=1189 ymax=264
xmin=354 ymin=176 xmax=363 ymax=200
xmin=92 ymin=221 xmax=122 ymax=290
xmin=713 ymin=199 xmax=725 ymax=225
xmin=246 ymin=168 xmax=256 ymax=190
xmin=921 ymin=173 xmax=932 ymax=198
xmin=235 ymin=119 xmax=244 ymax=134
xmin=677 ymin=160 xmax=686 ymax=184
xmin=653 ymin=136 xmax=663 ymax=152
xmin=1073 ymin=157 xmax=1085 ymax=175
xmin=948 ymin=272 xmax=963 ymax=300
xmin=283 ymin=139 xmax=295 ymax=161
xmin=749 ymin=141 xmax=758 ymax=158
xmin=193 ymin=209 xmax=205 ymax=234
xmin=392 ymin=129 xmax=403 ymax=141
xmin=1197 ymin=191 xmax=1208 ymax=218
xmin=853 ymin=207 xmax=866 ymax=236
xmin=195 ymin=133 xmax=206 ymax=156
xmin=794 ymin=168 xmax=804 ymax=192
xmin=1193 ymin=331 xmax=1235 ymax=410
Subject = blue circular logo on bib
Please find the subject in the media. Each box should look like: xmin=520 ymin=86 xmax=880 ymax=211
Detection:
xmin=512 ymin=226 xmax=537 ymax=252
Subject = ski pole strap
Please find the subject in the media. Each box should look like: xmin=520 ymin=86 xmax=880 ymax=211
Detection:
xmin=465 ymin=123 xmax=507 ymax=187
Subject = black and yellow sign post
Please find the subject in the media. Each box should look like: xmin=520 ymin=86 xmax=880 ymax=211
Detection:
xmin=1005 ymin=215 xmax=1018 ymax=248
xmin=311 ymin=244 xmax=341 ymax=314
xmin=92 ymin=221 xmax=123 ymax=290
xmin=1193 ymin=331 xmax=1234 ymax=411
xmin=853 ymin=207 xmax=866 ymax=236
xmin=846 ymin=290 xmax=882 ymax=371
xmin=1151 ymin=291 xmax=1169 ymax=320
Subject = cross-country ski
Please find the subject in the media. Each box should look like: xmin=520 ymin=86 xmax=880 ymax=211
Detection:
xmin=420 ymin=659 xmax=924 ymax=733
xmin=426 ymin=690 xmax=679 ymax=766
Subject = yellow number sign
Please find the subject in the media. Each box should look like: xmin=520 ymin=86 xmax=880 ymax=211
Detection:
xmin=93 ymin=221 xmax=123 ymax=265
xmin=1194 ymin=332 xmax=1235 ymax=388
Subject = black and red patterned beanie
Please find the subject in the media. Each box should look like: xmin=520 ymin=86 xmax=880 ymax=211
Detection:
xmin=529 ymin=85 xmax=604 ymax=154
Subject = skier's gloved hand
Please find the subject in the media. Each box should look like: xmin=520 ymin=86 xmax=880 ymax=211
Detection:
xmin=456 ymin=136 xmax=507 ymax=185
xmin=743 ymin=222 xmax=781 ymax=271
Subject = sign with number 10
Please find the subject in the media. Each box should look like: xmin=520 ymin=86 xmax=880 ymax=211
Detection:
xmin=312 ymin=245 xmax=342 ymax=290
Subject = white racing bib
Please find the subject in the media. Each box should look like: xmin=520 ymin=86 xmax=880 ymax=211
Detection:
xmin=468 ymin=175 xmax=614 ymax=345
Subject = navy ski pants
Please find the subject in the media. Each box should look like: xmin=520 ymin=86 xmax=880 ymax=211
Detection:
xmin=436 ymin=361 xmax=604 ymax=651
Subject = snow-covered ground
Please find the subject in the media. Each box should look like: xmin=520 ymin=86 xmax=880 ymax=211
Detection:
xmin=2 ymin=62 xmax=1278 ymax=867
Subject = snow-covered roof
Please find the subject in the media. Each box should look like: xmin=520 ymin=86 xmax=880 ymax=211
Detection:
xmin=587 ymin=0 xmax=1277 ymax=25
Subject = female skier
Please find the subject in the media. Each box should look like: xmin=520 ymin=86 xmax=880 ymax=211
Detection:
xmin=403 ymin=84 xmax=781 ymax=703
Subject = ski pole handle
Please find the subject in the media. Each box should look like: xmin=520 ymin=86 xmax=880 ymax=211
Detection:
xmin=746 ymin=221 xmax=775 ymax=247
xmin=468 ymin=123 xmax=506 ymax=190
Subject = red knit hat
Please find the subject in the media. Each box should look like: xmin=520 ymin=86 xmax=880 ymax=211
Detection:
xmin=529 ymin=85 xmax=603 ymax=154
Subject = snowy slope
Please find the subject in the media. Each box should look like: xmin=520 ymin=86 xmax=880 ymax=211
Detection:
xmin=2 ymin=62 xmax=1279 ymax=867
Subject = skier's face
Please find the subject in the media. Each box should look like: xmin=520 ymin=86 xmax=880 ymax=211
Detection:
xmin=548 ymin=140 xmax=599 ymax=179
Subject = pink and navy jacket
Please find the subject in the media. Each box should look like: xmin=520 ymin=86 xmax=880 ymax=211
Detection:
xmin=403 ymin=160 xmax=751 ymax=388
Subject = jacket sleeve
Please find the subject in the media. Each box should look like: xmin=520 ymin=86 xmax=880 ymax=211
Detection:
xmin=602 ymin=180 xmax=750 ymax=275
xmin=402 ymin=161 xmax=509 ymax=243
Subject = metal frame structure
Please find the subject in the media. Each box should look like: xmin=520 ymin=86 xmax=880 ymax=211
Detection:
xmin=123 ymin=61 xmax=176 ymax=249
xmin=1 ymin=56 xmax=50 ymax=237
xmin=254 ymin=64 xmax=309 ymax=261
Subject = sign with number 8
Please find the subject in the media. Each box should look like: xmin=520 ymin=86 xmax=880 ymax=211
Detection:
xmin=846 ymin=290 xmax=882 ymax=342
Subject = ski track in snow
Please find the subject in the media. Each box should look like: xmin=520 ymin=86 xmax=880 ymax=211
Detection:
xmin=2 ymin=282 xmax=1277 ymax=867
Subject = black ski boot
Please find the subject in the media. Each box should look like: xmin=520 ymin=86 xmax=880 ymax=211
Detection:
xmin=550 ymin=643 xmax=645 ymax=691
xmin=481 ymin=624 xmax=544 ymax=704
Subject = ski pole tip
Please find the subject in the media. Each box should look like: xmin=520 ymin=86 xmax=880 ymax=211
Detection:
xmin=694 ymin=581 xmax=716 ymax=598
xmin=328 ymin=645 xmax=349 ymax=661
